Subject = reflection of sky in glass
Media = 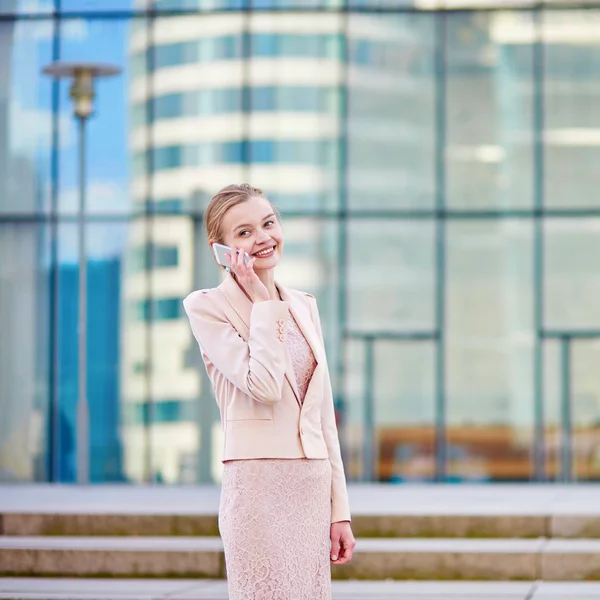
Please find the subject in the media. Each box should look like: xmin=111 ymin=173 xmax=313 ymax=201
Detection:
xmin=58 ymin=18 xmax=131 ymax=220
xmin=60 ymin=0 xmax=134 ymax=12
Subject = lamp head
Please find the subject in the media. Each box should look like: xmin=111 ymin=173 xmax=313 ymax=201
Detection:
xmin=70 ymin=68 xmax=95 ymax=119
xmin=42 ymin=61 xmax=121 ymax=120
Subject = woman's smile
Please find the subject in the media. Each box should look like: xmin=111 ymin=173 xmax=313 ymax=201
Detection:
xmin=253 ymin=245 xmax=276 ymax=258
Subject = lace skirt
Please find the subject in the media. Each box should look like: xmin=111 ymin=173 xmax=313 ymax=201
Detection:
xmin=219 ymin=458 xmax=332 ymax=600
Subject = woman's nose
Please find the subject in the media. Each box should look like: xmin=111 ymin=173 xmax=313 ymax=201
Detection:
xmin=257 ymin=230 xmax=271 ymax=243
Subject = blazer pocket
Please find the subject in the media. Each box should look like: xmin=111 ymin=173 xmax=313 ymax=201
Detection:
xmin=227 ymin=419 xmax=274 ymax=430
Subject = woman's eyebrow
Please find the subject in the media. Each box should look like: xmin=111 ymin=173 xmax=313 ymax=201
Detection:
xmin=233 ymin=213 xmax=276 ymax=231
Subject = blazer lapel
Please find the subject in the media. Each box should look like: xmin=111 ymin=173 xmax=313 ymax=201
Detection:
xmin=218 ymin=273 xmax=302 ymax=407
xmin=276 ymin=282 xmax=322 ymax=368
xmin=218 ymin=272 xmax=252 ymax=330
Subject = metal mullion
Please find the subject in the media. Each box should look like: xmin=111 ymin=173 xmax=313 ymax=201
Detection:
xmin=346 ymin=331 xmax=438 ymax=341
xmin=434 ymin=8 xmax=447 ymax=483
xmin=532 ymin=4 xmax=546 ymax=482
xmin=4 ymin=4 xmax=600 ymax=20
xmin=6 ymin=207 xmax=600 ymax=223
xmin=47 ymin=0 xmax=61 ymax=483
xmin=542 ymin=330 xmax=600 ymax=339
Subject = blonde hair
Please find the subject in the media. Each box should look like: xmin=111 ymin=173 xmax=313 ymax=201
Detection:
xmin=204 ymin=183 xmax=278 ymax=246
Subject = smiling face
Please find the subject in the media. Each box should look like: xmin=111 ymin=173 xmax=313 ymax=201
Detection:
xmin=217 ymin=195 xmax=284 ymax=272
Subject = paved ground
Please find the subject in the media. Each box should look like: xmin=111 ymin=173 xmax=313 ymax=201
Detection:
xmin=2 ymin=579 xmax=600 ymax=599
xmin=2 ymin=484 xmax=600 ymax=515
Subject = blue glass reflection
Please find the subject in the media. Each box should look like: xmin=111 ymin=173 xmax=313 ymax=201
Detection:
xmin=57 ymin=260 xmax=124 ymax=483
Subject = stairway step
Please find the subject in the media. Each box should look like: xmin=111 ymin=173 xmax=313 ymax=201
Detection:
xmin=4 ymin=579 xmax=600 ymax=600
xmin=1 ymin=512 xmax=555 ymax=539
xmin=0 ymin=578 xmax=536 ymax=600
xmin=0 ymin=536 xmax=224 ymax=579
xmin=2 ymin=537 xmax=600 ymax=581
xmin=4 ymin=485 xmax=600 ymax=539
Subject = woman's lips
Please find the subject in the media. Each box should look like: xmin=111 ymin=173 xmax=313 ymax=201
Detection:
xmin=253 ymin=246 xmax=276 ymax=258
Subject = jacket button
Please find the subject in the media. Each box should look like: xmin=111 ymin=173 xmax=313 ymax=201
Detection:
xmin=278 ymin=319 xmax=285 ymax=326
xmin=279 ymin=334 xmax=285 ymax=342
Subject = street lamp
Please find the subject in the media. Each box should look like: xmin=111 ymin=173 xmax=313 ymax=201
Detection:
xmin=43 ymin=62 xmax=121 ymax=484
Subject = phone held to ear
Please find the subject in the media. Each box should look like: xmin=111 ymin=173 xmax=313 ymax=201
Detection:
xmin=212 ymin=242 xmax=251 ymax=268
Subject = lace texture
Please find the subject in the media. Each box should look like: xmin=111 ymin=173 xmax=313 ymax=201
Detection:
xmin=286 ymin=314 xmax=317 ymax=403
xmin=220 ymin=458 xmax=332 ymax=600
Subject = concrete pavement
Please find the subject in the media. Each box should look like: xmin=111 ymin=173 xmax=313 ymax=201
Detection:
xmin=2 ymin=579 xmax=600 ymax=599
xmin=3 ymin=484 xmax=600 ymax=516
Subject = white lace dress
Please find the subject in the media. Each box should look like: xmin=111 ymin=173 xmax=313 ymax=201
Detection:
xmin=219 ymin=314 xmax=332 ymax=600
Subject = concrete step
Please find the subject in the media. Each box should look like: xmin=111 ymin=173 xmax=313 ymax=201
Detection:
xmin=2 ymin=537 xmax=600 ymax=581
xmin=3 ymin=484 xmax=600 ymax=539
xmin=2 ymin=512 xmax=559 ymax=539
xmin=4 ymin=579 xmax=600 ymax=600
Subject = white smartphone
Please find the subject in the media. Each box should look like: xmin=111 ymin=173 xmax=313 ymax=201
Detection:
xmin=212 ymin=242 xmax=251 ymax=268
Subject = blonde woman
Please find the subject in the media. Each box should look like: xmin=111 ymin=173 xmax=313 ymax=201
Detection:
xmin=183 ymin=184 xmax=355 ymax=599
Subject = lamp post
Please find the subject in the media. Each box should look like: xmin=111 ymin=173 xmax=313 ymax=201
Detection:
xmin=43 ymin=62 xmax=121 ymax=484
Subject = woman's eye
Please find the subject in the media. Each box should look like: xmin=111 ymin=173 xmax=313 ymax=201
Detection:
xmin=264 ymin=220 xmax=274 ymax=227
xmin=239 ymin=230 xmax=250 ymax=237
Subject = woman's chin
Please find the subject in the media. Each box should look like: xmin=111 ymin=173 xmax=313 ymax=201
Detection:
xmin=253 ymin=253 xmax=280 ymax=271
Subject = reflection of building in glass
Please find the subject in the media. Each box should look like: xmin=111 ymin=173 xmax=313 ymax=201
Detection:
xmin=121 ymin=12 xmax=419 ymax=483
xmin=0 ymin=9 xmax=48 ymax=482
xmin=2 ymin=1 xmax=596 ymax=485
xmin=57 ymin=259 xmax=125 ymax=483
xmin=118 ymin=8 xmax=600 ymax=485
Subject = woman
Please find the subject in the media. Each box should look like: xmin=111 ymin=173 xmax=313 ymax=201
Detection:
xmin=183 ymin=183 xmax=355 ymax=599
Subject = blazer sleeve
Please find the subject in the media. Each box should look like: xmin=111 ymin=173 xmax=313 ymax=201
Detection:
xmin=183 ymin=290 xmax=290 ymax=405
xmin=307 ymin=294 xmax=351 ymax=524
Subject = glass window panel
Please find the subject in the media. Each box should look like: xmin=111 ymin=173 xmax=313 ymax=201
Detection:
xmin=246 ymin=15 xmax=342 ymax=212
xmin=571 ymin=340 xmax=600 ymax=482
xmin=58 ymin=19 xmax=136 ymax=215
xmin=543 ymin=339 xmax=561 ymax=481
xmin=56 ymin=222 xmax=128 ymax=483
xmin=130 ymin=215 xmax=200 ymax=483
xmin=544 ymin=338 xmax=600 ymax=482
xmin=0 ymin=223 xmax=51 ymax=482
xmin=343 ymin=338 xmax=366 ymax=481
xmin=154 ymin=0 xmax=245 ymax=10
xmin=274 ymin=218 xmax=340 ymax=347
xmin=544 ymin=219 xmax=600 ymax=330
xmin=544 ymin=10 xmax=600 ymax=209
xmin=446 ymin=12 xmax=535 ymax=210
xmin=149 ymin=16 xmax=246 ymax=216
xmin=348 ymin=14 xmax=436 ymax=210
xmin=0 ymin=0 xmax=53 ymax=13
xmin=60 ymin=0 xmax=136 ymax=11
xmin=347 ymin=220 xmax=435 ymax=333
xmin=0 ymin=20 xmax=53 ymax=214
xmin=375 ymin=341 xmax=436 ymax=483
xmin=447 ymin=221 xmax=534 ymax=482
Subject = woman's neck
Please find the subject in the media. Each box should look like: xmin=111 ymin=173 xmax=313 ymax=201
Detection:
xmin=256 ymin=268 xmax=279 ymax=300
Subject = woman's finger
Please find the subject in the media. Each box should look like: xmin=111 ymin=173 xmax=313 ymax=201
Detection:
xmin=234 ymin=246 xmax=245 ymax=276
xmin=330 ymin=538 xmax=341 ymax=562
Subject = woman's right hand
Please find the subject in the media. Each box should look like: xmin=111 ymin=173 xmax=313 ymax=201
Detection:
xmin=226 ymin=246 xmax=270 ymax=303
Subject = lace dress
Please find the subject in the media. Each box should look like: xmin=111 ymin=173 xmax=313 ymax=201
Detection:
xmin=219 ymin=314 xmax=332 ymax=600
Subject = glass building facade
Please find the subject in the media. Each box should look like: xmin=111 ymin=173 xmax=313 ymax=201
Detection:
xmin=1 ymin=0 xmax=600 ymax=485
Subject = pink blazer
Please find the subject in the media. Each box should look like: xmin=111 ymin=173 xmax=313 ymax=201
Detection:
xmin=182 ymin=273 xmax=351 ymax=523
